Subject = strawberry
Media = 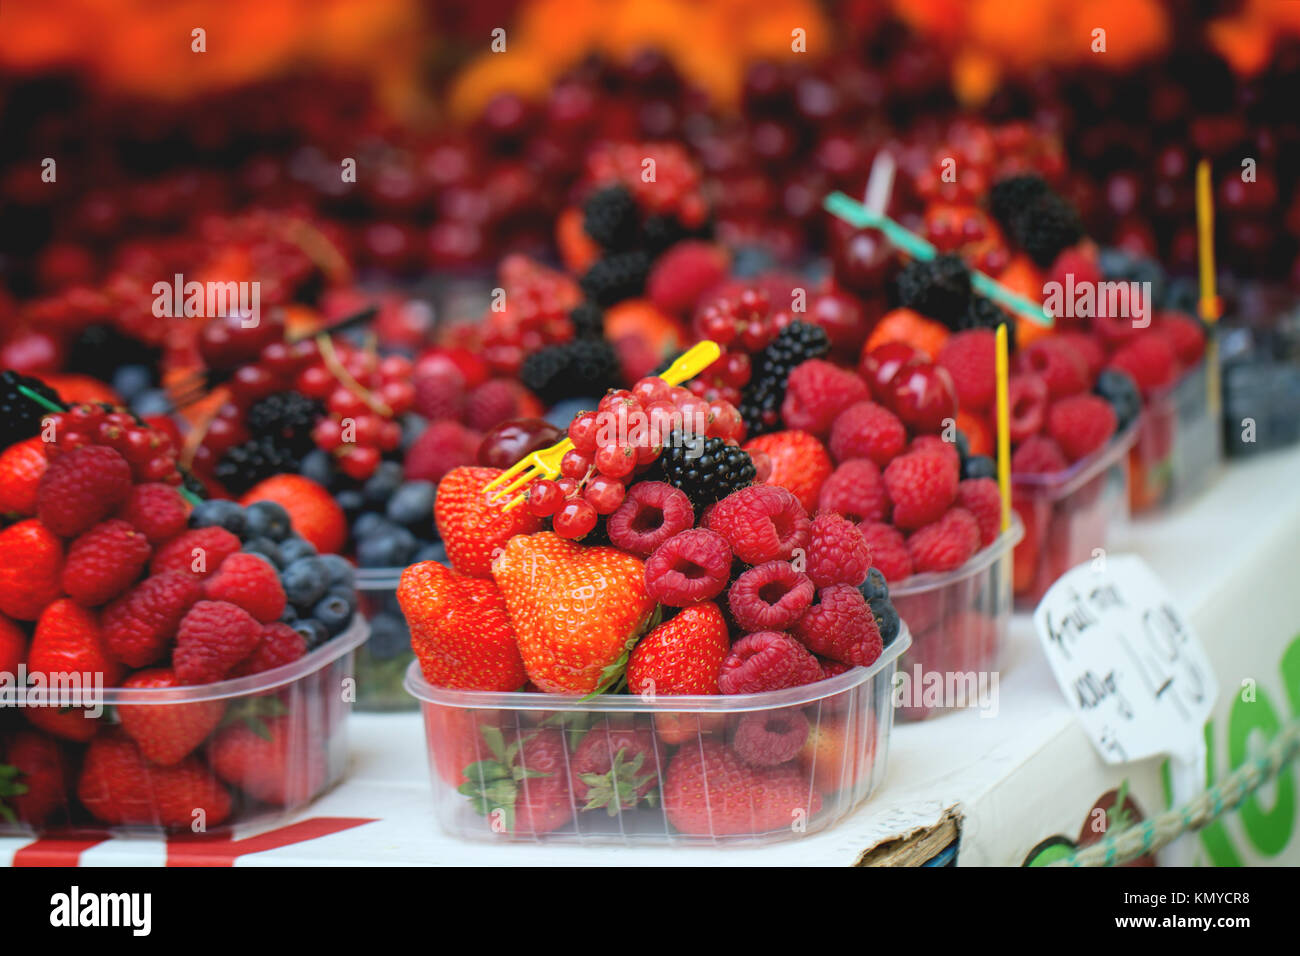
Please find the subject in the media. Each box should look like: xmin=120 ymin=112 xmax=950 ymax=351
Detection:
xmin=742 ymin=430 xmax=833 ymax=513
xmin=662 ymin=740 xmax=823 ymax=836
xmin=570 ymin=726 xmax=663 ymax=814
xmin=396 ymin=560 xmax=526 ymax=691
xmin=117 ymin=668 xmax=227 ymax=766
xmin=435 ymin=466 xmax=543 ymax=578
xmin=0 ymin=519 xmax=64 ymax=621
xmin=0 ymin=437 xmax=48 ymax=517
xmin=799 ymin=715 xmax=876 ymax=794
xmin=492 ymin=532 xmax=656 ymax=695
xmin=425 ymin=707 xmax=506 ymax=787
xmin=458 ymin=726 xmax=574 ymax=836
xmin=208 ymin=711 xmax=326 ymax=806
xmin=627 ymin=602 xmax=729 ymax=696
xmin=0 ymin=731 xmax=70 ymax=826
xmin=0 ymin=613 xmax=26 ymax=677
xmin=240 ymin=474 xmax=346 ymax=554
xmin=77 ymin=728 xmax=231 ymax=827
xmin=29 ymin=598 xmax=122 ymax=684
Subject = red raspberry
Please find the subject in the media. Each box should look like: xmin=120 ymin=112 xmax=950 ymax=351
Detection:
xmin=956 ymin=478 xmax=1002 ymax=547
xmin=828 ymin=401 xmax=906 ymax=467
xmin=704 ymin=484 xmax=809 ymax=565
xmin=908 ymin=434 xmax=961 ymax=475
xmin=0 ymin=519 xmax=64 ymax=621
xmin=1156 ymin=312 xmax=1205 ymax=366
xmin=117 ymin=483 xmax=191 ymax=544
xmin=1012 ymin=434 xmax=1068 ymax=474
xmin=404 ymin=420 xmax=482 ymax=483
xmin=819 ymin=657 xmax=851 ymax=678
xmin=883 ymin=453 xmax=958 ymax=530
xmin=727 ymin=561 xmax=815 ymax=632
xmin=860 ymin=522 xmax=913 ymax=583
xmin=1007 ymin=373 xmax=1049 ymax=442
xmin=780 ymin=360 xmax=870 ymax=436
xmin=606 ymin=481 xmax=694 ymax=556
xmin=37 ymin=445 xmax=133 ymax=538
xmin=464 ymin=379 xmax=534 ymax=432
xmin=647 ymin=240 xmax=730 ymax=315
xmin=231 ymin=622 xmax=307 ymax=676
xmin=908 ymin=508 xmax=981 ymax=573
xmin=793 ymin=583 xmax=883 ymax=666
xmin=62 ymin=519 xmax=151 ymax=607
xmin=1053 ymin=331 xmax=1106 ymax=379
xmin=818 ymin=459 xmax=889 ymax=524
xmin=102 ymin=572 xmax=203 ymax=668
xmin=412 ymin=361 xmax=466 ymax=420
xmin=1048 ymin=394 xmax=1117 ymax=462
xmin=937 ymin=329 xmax=996 ymax=411
xmin=717 ymin=631 xmax=823 ymax=694
xmin=741 ymin=430 xmax=831 ymax=513
xmin=1107 ymin=333 xmax=1177 ymax=395
xmin=1017 ymin=338 xmax=1088 ymax=399
xmin=150 ymin=527 xmax=241 ymax=580
xmin=805 ymin=513 xmax=871 ymax=588
xmin=644 ymin=528 xmax=733 ymax=607
xmin=731 ymin=709 xmax=810 ymax=767
xmin=174 ymin=600 xmax=262 ymax=684
xmin=203 ymin=552 xmax=286 ymax=624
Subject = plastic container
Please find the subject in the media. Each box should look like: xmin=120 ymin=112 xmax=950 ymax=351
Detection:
xmin=0 ymin=615 xmax=368 ymax=836
xmin=1219 ymin=287 xmax=1300 ymax=458
xmin=405 ymin=626 xmax=911 ymax=846
xmin=355 ymin=568 xmax=418 ymax=712
xmin=1129 ymin=359 xmax=1222 ymax=513
xmin=1011 ymin=419 xmax=1139 ymax=609
xmin=888 ymin=520 xmax=1023 ymax=722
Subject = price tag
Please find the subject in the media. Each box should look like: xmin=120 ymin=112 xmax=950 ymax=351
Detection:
xmin=1033 ymin=555 xmax=1217 ymax=764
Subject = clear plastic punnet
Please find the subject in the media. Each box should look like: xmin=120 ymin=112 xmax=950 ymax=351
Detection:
xmin=888 ymin=519 xmax=1022 ymax=721
xmin=405 ymin=625 xmax=910 ymax=846
xmin=355 ymin=568 xmax=418 ymax=711
xmin=1129 ymin=359 xmax=1222 ymax=513
xmin=0 ymin=615 xmax=368 ymax=836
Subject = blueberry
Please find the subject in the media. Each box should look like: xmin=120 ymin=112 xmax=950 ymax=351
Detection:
xmin=280 ymin=604 xmax=299 ymax=625
xmin=245 ymin=500 xmax=292 ymax=541
xmin=278 ymin=536 xmax=317 ymax=565
xmin=357 ymin=526 xmax=417 ymax=568
xmin=352 ymin=512 xmax=392 ymax=541
xmin=859 ymin=567 xmax=889 ymax=604
xmin=363 ymin=461 xmax=405 ymax=506
xmin=336 ymin=489 xmax=365 ymax=521
xmin=387 ymin=481 xmax=435 ymax=527
xmin=869 ymin=597 xmax=901 ymax=647
xmin=953 ymin=430 xmax=970 ymax=463
xmin=293 ymin=618 xmax=330 ymax=650
xmin=112 ymin=364 xmax=153 ymax=401
xmin=130 ymin=389 xmax=173 ymax=417
xmin=1094 ymin=368 xmax=1141 ymax=431
xmin=962 ymin=455 xmax=998 ymax=481
xmin=318 ymin=554 xmax=355 ymax=588
xmin=400 ymin=414 xmax=426 ymax=451
xmin=312 ymin=593 xmax=354 ymax=635
xmin=545 ymin=397 xmax=600 ymax=430
xmin=300 ymin=449 xmax=335 ymax=487
xmin=326 ymin=585 xmax=357 ymax=615
xmin=367 ymin=613 xmax=410 ymax=661
xmin=243 ymin=537 xmax=284 ymax=568
xmin=413 ymin=541 xmax=448 ymax=564
xmin=191 ymin=499 xmax=247 ymax=536
xmin=282 ymin=557 xmax=330 ymax=610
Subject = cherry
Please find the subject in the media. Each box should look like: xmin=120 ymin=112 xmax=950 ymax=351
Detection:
xmin=859 ymin=341 xmax=928 ymax=402
xmin=477 ymin=418 xmax=563 ymax=470
xmin=891 ymin=364 xmax=957 ymax=435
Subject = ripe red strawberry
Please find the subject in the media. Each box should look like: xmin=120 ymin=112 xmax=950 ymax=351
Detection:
xmin=0 ymin=613 xmax=26 ymax=677
xmin=663 ymin=740 xmax=823 ymax=836
xmin=571 ymin=726 xmax=664 ymax=813
xmin=0 ymin=519 xmax=64 ymax=621
xmin=36 ymin=444 xmax=132 ymax=537
xmin=117 ymin=482 xmax=191 ymax=544
xmin=150 ymin=526 xmax=241 ymax=580
xmin=62 ymin=519 xmax=152 ymax=607
xmin=77 ymin=728 xmax=231 ymax=827
xmin=435 ymin=466 xmax=544 ymax=578
xmin=28 ymin=598 xmax=122 ymax=685
xmin=229 ymin=623 xmax=307 ymax=677
xmin=208 ymin=712 xmax=325 ymax=806
xmin=627 ymin=602 xmax=729 ymax=696
xmin=742 ymin=430 xmax=832 ymax=513
xmin=425 ymin=707 xmax=507 ymax=787
xmin=203 ymin=552 xmax=286 ymax=623
xmin=397 ymin=560 xmax=526 ymax=691
xmin=800 ymin=715 xmax=875 ymax=794
xmin=102 ymin=572 xmax=203 ymax=668
xmin=173 ymin=600 xmax=261 ymax=684
xmin=117 ymin=668 xmax=226 ymax=766
xmin=0 ymin=437 xmax=48 ymax=517
xmin=458 ymin=726 xmax=574 ymax=836
xmin=0 ymin=731 xmax=70 ymax=826
xmin=240 ymin=474 xmax=347 ymax=554
xmin=492 ymin=532 xmax=656 ymax=695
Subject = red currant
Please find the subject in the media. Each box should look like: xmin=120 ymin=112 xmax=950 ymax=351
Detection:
xmin=584 ymin=475 xmax=626 ymax=514
xmin=337 ymin=445 xmax=381 ymax=480
xmin=526 ymin=479 xmax=563 ymax=518
xmin=594 ymin=443 xmax=635 ymax=478
xmin=568 ymin=411 xmax=600 ymax=454
xmin=553 ymin=499 xmax=597 ymax=539
xmin=560 ymin=448 xmax=592 ymax=480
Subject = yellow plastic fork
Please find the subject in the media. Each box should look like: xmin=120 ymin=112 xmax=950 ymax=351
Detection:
xmin=485 ymin=340 xmax=722 ymax=511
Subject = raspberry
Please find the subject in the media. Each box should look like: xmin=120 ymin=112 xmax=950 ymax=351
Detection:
xmin=102 ymin=572 xmax=203 ymax=668
xmin=860 ymin=522 xmax=913 ymax=583
xmin=1047 ymin=394 xmax=1117 ymax=463
xmin=806 ymin=513 xmax=871 ymax=588
xmin=727 ymin=561 xmax=815 ymax=632
xmin=819 ymin=658 xmax=851 ymax=678
xmin=1053 ymin=331 xmax=1106 ymax=380
xmin=937 ymin=329 xmax=996 ymax=411
xmin=606 ymin=481 xmax=694 ymax=556
xmin=780 ymin=359 xmax=870 ymax=436
xmin=741 ymin=430 xmax=832 ymax=513
xmin=1007 ymin=373 xmax=1049 ymax=442
xmin=817 ymin=459 xmax=889 ymax=525
xmin=404 ymin=420 xmax=482 ymax=484
xmin=118 ymin=483 xmax=191 ymax=544
xmin=0 ymin=519 xmax=64 ymax=621
xmin=37 ymin=445 xmax=133 ymax=538
xmin=464 ymin=379 xmax=532 ymax=432
xmin=203 ymin=552 xmax=286 ymax=624
xmin=62 ymin=519 xmax=152 ymax=607
xmin=731 ymin=709 xmax=810 ymax=767
xmin=150 ymin=527 xmax=241 ymax=580
xmin=1107 ymin=334 xmax=1177 ymax=395
xmin=704 ymin=484 xmax=809 ymax=565
xmin=908 ymin=434 xmax=961 ymax=475
xmin=647 ymin=240 xmax=730 ymax=315
xmin=412 ymin=361 xmax=465 ymax=420
xmin=231 ymin=622 xmax=307 ymax=676
xmin=793 ymin=584 xmax=883 ymax=666
xmin=908 ymin=508 xmax=981 ymax=574
xmin=828 ymin=401 xmax=907 ymax=466
xmin=1156 ymin=312 xmax=1205 ymax=366
xmin=1016 ymin=338 xmax=1088 ymax=399
xmin=644 ymin=528 xmax=733 ymax=607
xmin=717 ymin=631 xmax=823 ymax=694
xmin=174 ymin=600 xmax=261 ymax=684
xmin=956 ymin=478 xmax=1002 ymax=547
xmin=883 ymin=453 xmax=958 ymax=530
xmin=1012 ymin=434 xmax=1069 ymax=474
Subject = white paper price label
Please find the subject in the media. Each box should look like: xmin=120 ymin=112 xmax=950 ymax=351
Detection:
xmin=1033 ymin=555 xmax=1218 ymax=764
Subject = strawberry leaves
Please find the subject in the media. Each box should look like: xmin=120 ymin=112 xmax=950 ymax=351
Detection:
xmin=457 ymin=725 xmax=553 ymax=833
xmin=0 ymin=763 xmax=28 ymax=825
xmin=577 ymin=747 xmax=658 ymax=815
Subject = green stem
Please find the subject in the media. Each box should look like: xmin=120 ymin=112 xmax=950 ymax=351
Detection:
xmin=16 ymin=384 xmax=64 ymax=414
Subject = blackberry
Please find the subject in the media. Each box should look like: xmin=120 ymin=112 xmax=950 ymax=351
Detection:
xmin=582 ymin=185 xmax=639 ymax=252
xmin=959 ymin=295 xmax=1017 ymax=350
xmin=643 ymin=215 xmax=688 ymax=255
xmin=66 ymin=324 xmax=161 ymax=385
xmin=1016 ymin=194 xmax=1084 ymax=268
xmin=738 ymin=321 xmax=830 ymax=436
xmin=580 ymin=250 xmax=650 ymax=307
xmin=0 ymin=370 xmax=61 ymax=448
xmin=895 ymin=254 xmax=971 ymax=326
xmin=569 ymin=301 xmax=605 ymax=339
xmin=1093 ymin=368 xmax=1141 ymax=432
xmin=215 ymin=436 xmax=300 ymax=496
xmin=519 ymin=339 xmax=622 ymax=406
xmin=245 ymin=391 xmax=322 ymax=456
xmin=655 ymin=432 xmax=756 ymax=506
xmin=988 ymin=175 xmax=1052 ymax=234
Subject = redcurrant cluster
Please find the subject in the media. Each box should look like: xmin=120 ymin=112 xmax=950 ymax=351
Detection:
xmin=911 ymin=121 xmax=1064 ymax=208
xmin=473 ymin=255 xmax=582 ymax=376
xmin=43 ymin=404 xmax=183 ymax=484
xmin=689 ymin=287 xmax=796 ymax=406
xmin=584 ymin=142 xmax=709 ymax=229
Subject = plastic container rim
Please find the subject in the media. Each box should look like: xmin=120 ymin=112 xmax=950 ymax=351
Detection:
xmin=1011 ymin=416 xmax=1139 ymax=499
xmin=888 ymin=516 xmax=1024 ymax=597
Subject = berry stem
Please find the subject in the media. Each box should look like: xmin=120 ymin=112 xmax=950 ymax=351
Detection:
xmin=315 ymin=333 xmax=393 ymax=417
xmin=16 ymin=384 xmax=64 ymax=414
